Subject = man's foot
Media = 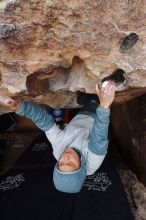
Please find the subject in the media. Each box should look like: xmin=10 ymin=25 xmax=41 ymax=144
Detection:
xmin=77 ymin=91 xmax=87 ymax=106
xmin=77 ymin=91 xmax=99 ymax=106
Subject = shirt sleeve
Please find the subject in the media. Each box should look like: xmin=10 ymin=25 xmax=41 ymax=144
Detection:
xmin=88 ymin=106 xmax=110 ymax=155
xmin=86 ymin=151 xmax=105 ymax=175
xmin=15 ymin=101 xmax=54 ymax=132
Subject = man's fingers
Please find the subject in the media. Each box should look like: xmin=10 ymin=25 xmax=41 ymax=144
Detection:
xmin=103 ymin=81 xmax=115 ymax=94
xmin=107 ymin=84 xmax=114 ymax=94
xmin=7 ymin=100 xmax=14 ymax=105
xmin=0 ymin=95 xmax=15 ymax=107
xmin=111 ymin=84 xmax=116 ymax=95
xmin=95 ymin=84 xmax=100 ymax=95
xmin=103 ymin=81 xmax=112 ymax=94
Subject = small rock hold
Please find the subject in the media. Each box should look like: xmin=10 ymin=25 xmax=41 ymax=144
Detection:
xmin=0 ymin=23 xmax=15 ymax=38
xmin=120 ymin=33 xmax=139 ymax=53
xmin=102 ymin=69 xmax=125 ymax=87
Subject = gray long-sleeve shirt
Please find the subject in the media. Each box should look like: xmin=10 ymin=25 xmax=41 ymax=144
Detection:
xmin=16 ymin=101 xmax=110 ymax=175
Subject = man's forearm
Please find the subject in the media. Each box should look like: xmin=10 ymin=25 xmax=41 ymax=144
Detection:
xmin=88 ymin=106 xmax=110 ymax=155
xmin=16 ymin=101 xmax=54 ymax=132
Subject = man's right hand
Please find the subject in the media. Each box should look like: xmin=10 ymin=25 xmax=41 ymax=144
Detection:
xmin=0 ymin=94 xmax=20 ymax=111
xmin=95 ymin=81 xmax=116 ymax=109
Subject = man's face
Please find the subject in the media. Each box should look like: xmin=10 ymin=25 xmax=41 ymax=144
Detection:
xmin=58 ymin=148 xmax=80 ymax=172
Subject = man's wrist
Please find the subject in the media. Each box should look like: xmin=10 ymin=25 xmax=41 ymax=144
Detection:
xmin=12 ymin=101 xmax=20 ymax=111
xmin=99 ymin=104 xmax=110 ymax=109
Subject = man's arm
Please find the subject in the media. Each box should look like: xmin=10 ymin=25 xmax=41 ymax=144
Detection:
xmin=0 ymin=95 xmax=66 ymax=154
xmin=16 ymin=101 xmax=54 ymax=132
xmin=88 ymin=107 xmax=110 ymax=155
xmin=86 ymin=107 xmax=110 ymax=175
xmin=86 ymin=81 xmax=115 ymax=175
xmin=0 ymin=95 xmax=54 ymax=131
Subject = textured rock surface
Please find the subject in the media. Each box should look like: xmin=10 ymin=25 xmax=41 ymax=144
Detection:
xmin=111 ymin=94 xmax=146 ymax=187
xmin=0 ymin=0 xmax=146 ymax=111
xmin=118 ymin=168 xmax=146 ymax=220
xmin=112 ymin=144 xmax=146 ymax=220
xmin=1 ymin=2 xmax=146 ymax=216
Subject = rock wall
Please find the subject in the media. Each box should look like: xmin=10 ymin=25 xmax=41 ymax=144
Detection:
xmin=111 ymin=94 xmax=146 ymax=186
xmin=0 ymin=0 xmax=146 ymax=111
xmin=0 ymin=2 xmax=146 ymax=214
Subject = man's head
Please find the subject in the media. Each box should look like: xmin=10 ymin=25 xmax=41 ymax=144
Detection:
xmin=58 ymin=148 xmax=81 ymax=172
xmin=53 ymin=147 xmax=87 ymax=193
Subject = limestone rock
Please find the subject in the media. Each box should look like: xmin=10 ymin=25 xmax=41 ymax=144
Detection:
xmin=0 ymin=0 xmax=146 ymax=111
xmin=119 ymin=168 xmax=146 ymax=220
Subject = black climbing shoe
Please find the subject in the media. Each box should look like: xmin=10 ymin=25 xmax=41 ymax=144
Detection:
xmin=77 ymin=91 xmax=99 ymax=106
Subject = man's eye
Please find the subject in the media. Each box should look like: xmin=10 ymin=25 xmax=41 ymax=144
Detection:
xmin=58 ymin=162 xmax=63 ymax=166
xmin=68 ymin=162 xmax=73 ymax=166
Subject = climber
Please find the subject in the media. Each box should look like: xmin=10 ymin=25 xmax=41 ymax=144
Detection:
xmin=0 ymin=81 xmax=116 ymax=193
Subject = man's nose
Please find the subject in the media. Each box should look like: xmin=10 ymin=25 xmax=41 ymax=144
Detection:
xmin=63 ymin=154 xmax=70 ymax=161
